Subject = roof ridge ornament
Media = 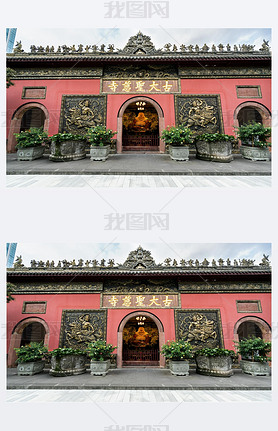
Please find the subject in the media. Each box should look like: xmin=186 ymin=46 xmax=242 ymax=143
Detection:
xmin=120 ymin=31 xmax=159 ymax=55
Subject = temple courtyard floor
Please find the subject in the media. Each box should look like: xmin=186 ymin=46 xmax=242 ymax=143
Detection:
xmin=6 ymin=367 xmax=271 ymax=402
xmin=6 ymin=153 xmax=271 ymax=188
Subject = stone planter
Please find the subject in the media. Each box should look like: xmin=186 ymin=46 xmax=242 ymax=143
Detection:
xmin=90 ymin=145 xmax=110 ymax=161
xmin=240 ymin=360 xmax=270 ymax=376
xmin=240 ymin=145 xmax=270 ymax=161
xmin=49 ymin=354 xmax=87 ymax=377
xmin=90 ymin=360 xmax=111 ymax=376
xmin=49 ymin=140 xmax=86 ymax=161
xmin=195 ymin=141 xmax=233 ymax=162
xmin=196 ymin=355 xmax=233 ymax=377
xmin=169 ymin=145 xmax=189 ymax=161
xmin=17 ymin=360 xmax=45 ymax=376
xmin=169 ymin=360 xmax=189 ymax=376
xmin=17 ymin=146 xmax=45 ymax=161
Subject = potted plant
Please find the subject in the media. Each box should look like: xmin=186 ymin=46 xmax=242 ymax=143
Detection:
xmin=235 ymin=122 xmax=271 ymax=161
xmin=194 ymin=133 xmax=235 ymax=162
xmin=87 ymin=340 xmax=116 ymax=376
xmin=14 ymin=127 xmax=48 ymax=161
xmin=161 ymin=125 xmax=193 ymax=161
xmin=14 ymin=342 xmax=48 ymax=375
xmin=161 ymin=340 xmax=193 ymax=376
xmin=49 ymin=347 xmax=87 ymax=376
xmin=195 ymin=347 xmax=235 ymax=377
xmin=235 ymin=337 xmax=271 ymax=376
xmin=86 ymin=125 xmax=116 ymax=161
xmin=49 ymin=132 xmax=87 ymax=161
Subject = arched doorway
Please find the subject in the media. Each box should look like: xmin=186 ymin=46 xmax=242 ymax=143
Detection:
xmin=234 ymin=316 xmax=271 ymax=345
xmin=7 ymin=103 xmax=49 ymax=153
xmin=8 ymin=317 xmax=50 ymax=367
xmin=117 ymin=97 xmax=165 ymax=153
xmin=234 ymin=102 xmax=271 ymax=130
xmin=117 ymin=311 xmax=165 ymax=368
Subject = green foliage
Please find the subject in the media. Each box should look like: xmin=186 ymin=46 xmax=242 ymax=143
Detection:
xmin=235 ymin=122 xmax=271 ymax=147
xmin=195 ymin=133 xmax=235 ymax=143
xmin=161 ymin=125 xmax=193 ymax=146
xmin=87 ymin=340 xmax=116 ymax=361
xmin=6 ymin=68 xmax=15 ymax=88
xmin=161 ymin=340 xmax=193 ymax=361
xmin=195 ymin=347 xmax=235 ymax=358
xmin=86 ymin=125 xmax=116 ymax=146
xmin=15 ymin=342 xmax=48 ymax=363
xmin=14 ymin=127 xmax=48 ymax=149
xmin=51 ymin=133 xmax=86 ymax=143
xmin=50 ymin=347 xmax=86 ymax=358
xmin=234 ymin=337 xmax=271 ymax=363
xmin=7 ymin=282 xmax=15 ymax=303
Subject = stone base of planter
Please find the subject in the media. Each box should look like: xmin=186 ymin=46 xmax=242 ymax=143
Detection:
xmin=17 ymin=361 xmax=45 ymax=376
xmin=90 ymin=360 xmax=111 ymax=376
xmin=169 ymin=145 xmax=189 ymax=161
xmin=90 ymin=145 xmax=110 ymax=161
xmin=49 ymin=355 xmax=87 ymax=377
xmin=195 ymin=141 xmax=233 ymax=162
xmin=49 ymin=141 xmax=86 ymax=161
xmin=196 ymin=355 xmax=233 ymax=377
xmin=240 ymin=145 xmax=270 ymax=161
xmin=240 ymin=360 xmax=270 ymax=376
xmin=169 ymin=360 xmax=189 ymax=376
xmin=17 ymin=146 xmax=45 ymax=161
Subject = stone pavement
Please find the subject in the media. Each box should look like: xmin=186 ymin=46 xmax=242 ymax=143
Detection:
xmin=7 ymin=367 xmax=271 ymax=391
xmin=6 ymin=174 xmax=271 ymax=188
xmin=6 ymin=153 xmax=271 ymax=176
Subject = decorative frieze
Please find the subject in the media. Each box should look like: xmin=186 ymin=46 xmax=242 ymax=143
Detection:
xmin=103 ymin=64 xmax=178 ymax=79
xmin=175 ymin=95 xmax=224 ymax=135
xmin=59 ymin=95 xmax=106 ymax=135
xmin=59 ymin=310 xmax=107 ymax=349
xmin=178 ymin=66 xmax=271 ymax=79
xmin=175 ymin=309 xmax=224 ymax=351
xmin=103 ymin=279 xmax=178 ymax=293
xmin=10 ymin=67 xmax=103 ymax=80
xmin=9 ymin=282 xmax=103 ymax=294
xmin=178 ymin=282 xmax=271 ymax=293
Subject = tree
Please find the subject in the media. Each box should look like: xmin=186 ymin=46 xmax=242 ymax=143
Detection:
xmin=7 ymin=282 xmax=15 ymax=303
xmin=6 ymin=68 xmax=15 ymax=88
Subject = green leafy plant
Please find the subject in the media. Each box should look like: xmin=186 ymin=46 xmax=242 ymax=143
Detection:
xmin=51 ymin=133 xmax=86 ymax=143
xmin=234 ymin=337 xmax=271 ymax=363
xmin=235 ymin=122 xmax=271 ymax=147
xmin=161 ymin=340 xmax=193 ymax=361
xmin=86 ymin=125 xmax=116 ymax=146
xmin=50 ymin=347 xmax=86 ymax=358
xmin=195 ymin=133 xmax=235 ymax=143
xmin=14 ymin=127 xmax=48 ymax=149
xmin=6 ymin=67 xmax=16 ymax=88
xmin=7 ymin=282 xmax=15 ymax=303
xmin=161 ymin=125 xmax=193 ymax=147
xmin=87 ymin=340 xmax=116 ymax=361
xmin=195 ymin=347 xmax=235 ymax=358
xmin=14 ymin=342 xmax=48 ymax=363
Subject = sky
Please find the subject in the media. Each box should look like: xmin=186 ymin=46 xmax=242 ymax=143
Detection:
xmin=13 ymin=242 xmax=271 ymax=267
xmin=13 ymin=28 xmax=272 ymax=52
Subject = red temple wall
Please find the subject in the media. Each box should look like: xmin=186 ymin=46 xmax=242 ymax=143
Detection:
xmin=180 ymin=78 xmax=271 ymax=136
xmin=7 ymin=77 xmax=271 ymax=150
xmin=7 ymin=291 xmax=271 ymax=354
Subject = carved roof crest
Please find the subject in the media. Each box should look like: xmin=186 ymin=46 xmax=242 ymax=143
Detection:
xmin=121 ymin=31 xmax=158 ymax=55
xmin=121 ymin=246 xmax=157 ymax=269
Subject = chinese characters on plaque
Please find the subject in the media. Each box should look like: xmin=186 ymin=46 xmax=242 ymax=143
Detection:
xmin=102 ymin=79 xmax=179 ymax=94
xmin=102 ymin=294 xmax=179 ymax=308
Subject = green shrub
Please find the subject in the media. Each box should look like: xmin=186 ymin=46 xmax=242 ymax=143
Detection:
xmin=195 ymin=133 xmax=235 ymax=143
xmin=161 ymin=340 xmax=193 ymax=361
xmin=87 ymin=340 xmax=116 ymax=361
xmin=50 ymin=347 xmax=86 ymax=358
xmin=234 ymin=337 xmax=271 ymax=363
xmin=15 ymin=342 xmax=48 ymax=363
xmin=161 ymin=125 xmax=193 ymax=146
xmin=14 ymin=127 xmax=48 ymax=149
xmin=51 ymin=133 xmax=86 ymax=143
xmin=86 ymin=125 xmax=116 ymax=146
xmin=195 ymin=347 xmax=235 ymax=358
xmin=235 ymin=122 xmax=271 ymax=147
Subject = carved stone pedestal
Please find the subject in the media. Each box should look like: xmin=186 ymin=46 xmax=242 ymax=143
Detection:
xmin=240 ymin=145 xmax=270 ymax=161
xmin=169 ymin=145 xmax=189 ymax=161
xmin=90 ymin=145 xmax=110 ymax=161
xmin=17 ymin=361 xmax=45 ymax=375
xmin=49 ymin=354 xmax=87 ymax=376
xmin=240 ymin=360 xmax=270 ymax=376
xmin=196 ymin=355 xmax=233 ymax=377
xmin=49 ymin=140 xmax=86 ymax=161
xmin=90 ymin=360 xmax=111 ymax=376
xmin=17 ymin=146 xmax=45 ymax=161
xmin=169 ymin=360 xmax=189 ymax=376
xmin=195 ymin=141 xmax=233 ymax=162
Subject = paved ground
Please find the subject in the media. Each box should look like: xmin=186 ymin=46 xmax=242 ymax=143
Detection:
xmin=6 ymin=174 xmax=271 ymax=188
xmin=6 ymin=153 xmax=271 ymax=176
xmin=7 ymin=367 xmax=271 ymax=391
xmin=6 ymin=389 xmax=271 ymax=403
